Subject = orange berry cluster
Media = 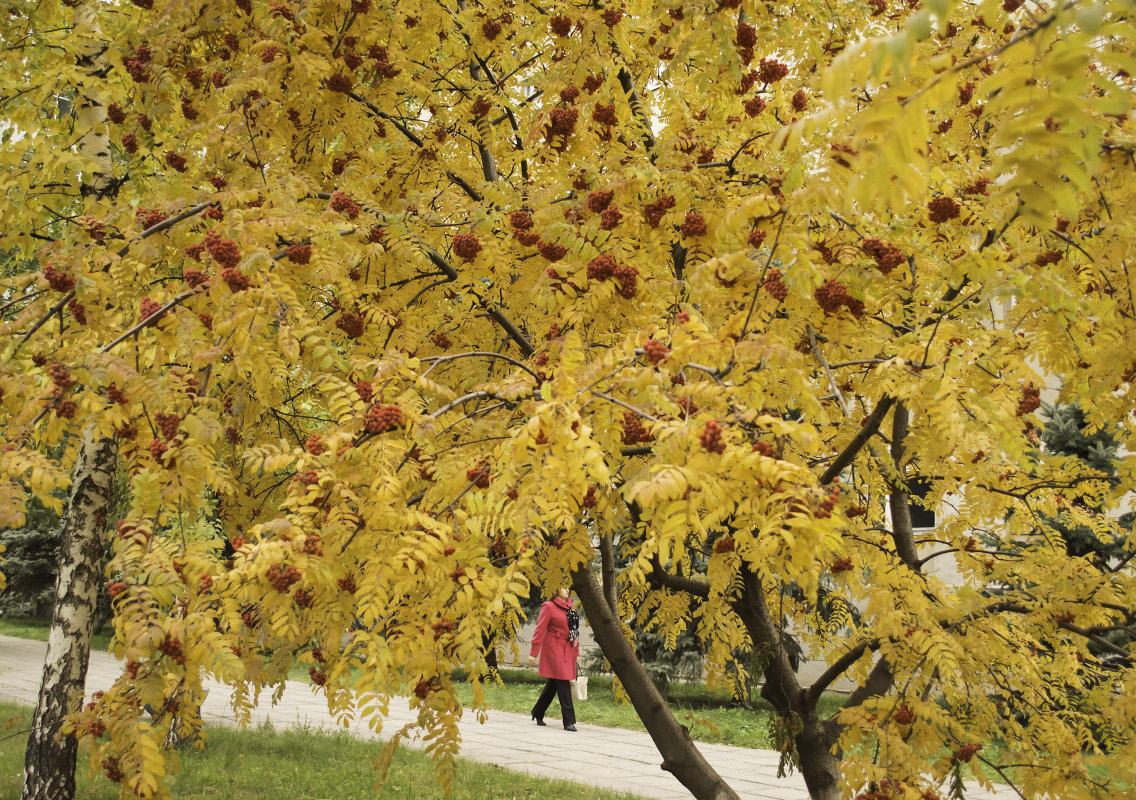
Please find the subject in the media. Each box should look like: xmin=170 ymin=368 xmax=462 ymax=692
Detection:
xmin=364 ymin=403 xmax=403 ymax=433
xmin=714 ymin=536 xmax=735 ymax=554
xmin=337 ymin=576 xmax=357 ymax=593
xmin=1016 ymin=383 xmax=1041 ymax=416
xmin=158 ymin=635 xmax=186 ymax=665
xmin=293 ymin=588 xmax=313 ymax=608
xmin=336 ymin=311 xmax=365 ymax=338
xmin=582 ymin=485 xmax=598 ymax=508
xmin=680 ymin=212 xmax=707 ymax=237
xmin=620 ymin=412 xmax=653 ymax=444
xmin=814 ymin=279 xmax=864 ymax=317
xmin=266 ymin=563 xmax=301 ymax=593
xmin=643 ymin=339 xmax=670 ymax=365
xmin=305 ymin=434 xmax=325 ymax=455
xmin=861 ymin=238 xmax=905 ymax=273
xmin=107 ymin=383 xmax=127 ymax=404
xmin=700 ymin=419 xmax=726 ymax=453
xmin=466 ymin=458 xmax=491 ymax=488
xmin=140 ymin=297 xmax=163 ymax=323
xmin=287 ymin=243 xmax=312 ymax=264
xmin=329 ymin=191 xmax=360 ymax=219
xmin=102 ymin=756 xmax=124 ymax=783
xmin=763 ymin=269 xmax=789 ymax=301
xmin=927 ymin=197 xmax=961 ymax=223
xmin=355 ymin=380 xmax=373 ymax=402
xmin=831 ymin=556 xmax=853 ymax=574
xmin=757 ymin=57 xmax=789 ymax=84
xmin=587 ymin=191 xmax=614 ymax=212
xmin=547 ymin=107 xmax=579 ymax=140
xmin=452 ymin=233 xmax=482 ymax=261
xmin=431 ymin=618 xmax=457 ymax=640
xmin=68 ymin=298 xmax=87 ymax=324
xmin=644 ymin=194 xmax=675 ymax=227
xmin=539 ymin=241 xmax=566 ymax=261
xmin=592 ymin=102 xmax=617 ymax=126
xmin=309 ymin=667 xmax=328 ymax=685
xmin=951 ymin=743 xmax=982 ymax=764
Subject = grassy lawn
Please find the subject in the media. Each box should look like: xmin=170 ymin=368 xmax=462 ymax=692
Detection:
xmin=0 ymin=701 xmax=643 ymax=800
xmin=0 ymin=616 xmax=113 ymax=653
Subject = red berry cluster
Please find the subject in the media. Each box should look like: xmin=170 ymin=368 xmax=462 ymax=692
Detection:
xmin=121 ymin=47 xmax=151 ymax=83
xmin=102 ymin=756 xmax=124 ymax=783
xmin=107 ymin=580 xmax=126 ymax=597
xmin=135 ymin=208 xmax=168 ymax=229
xmin=677 ymin=396 xmax=699 ymax=417
xmin=592 ymin=102 xmax=617 ymax=126
xmin=643 ymin=339 xmax=670 ymax=365
xmin=287 ymin=243 xmax=312 ymax=264
xmin=644 ymin=194 xmax=675 ymax=227
xmin=482 ymin=19 xmax=502 ymax=39
xmin=847 ymin=505 xmax=867 ymax=518
xmin=302 ymin=536 xmax=323 ymax=556
xmin=183 ymin=269 xmax=208 ymax=288
xmin=327 ymin=72 xmax=354 ymax=93
xmin=515 ymin=229 xmax=541 ymax=247
xmin=148 ymin=438 xmax=169 ymax=462
xmin=744 ymin=96 xmax=767 ymax=117
xmin=550 ymin=15 xmax=572 ymax=35
xmin=752 ymin=440 xmax=775 ymax=457
xmin=547 ymin=107 xmax=579 ymax=139
xmin=1003 ymin=0 xmax=1023 ymax=9
xmin=470 ymin=97 xmax=491 ymax=118
xmin=43 ymin=264 xmax=75 ymax=293
xmin=367 ymin=45 xmax=400 ymax=79
xmin=817 ymin=485 xmax=841 ymax=518
xmin=1034 ymin=249 xmax=1060 ymax=266
xmin=736 ymin=22 xmax=757 ymax=49
xmin=204 ymin=230 xmax=241 ymax=269
xmin=927 ymin=197 xmax=961 ymax=223
xmin=140 ymin=297 xmax=162 ymax=324
xmin=336 ymin=312 xmax=365 ymax=338
xmin=300 ymin=469 xmax=319 ymax=486
xmin=221 ymin=268 xmax=249 ymax=292
xmin=958 ymin=82 xmax=975 ymax=105
xmin=600 ymin=207 xmax=622 ymax=230
xmin=814 ymin=279 xmax=864 ymax=317
xmin=831 ymin=556 xmax=853 ymax=574
xmin=165 ymin=151 xmax=187 ymax=172
xmin=535 ymin=241 xmax=564 ymax=262
xmin=293 ymin=588 xmax=313 ymax=608
xmin=680 ymin=212 xmax=707 ymax=237
xmin=184 ymin=243 xmax=205 ymax=262
xmin=582 ymin=74 xmax=603 ymax=94
xmin=587 ymin=191 xmax=614 ymax=213
xmin=964 ymin=177 xmax=992 ymax=196
xmin=791 ymin=89 xmax=809 ymax=112
xmin=155 ymin=412 xmax=179 ymax=440
xmin=365 ymin=404 xmax=403 ymax=433
xmin=951 ymin=743 xmax=982 ymax=764
xmin=309 ymin=666 xmax=328 ymax=685
xmin=452 ymin=233 xmax=482 ymax=261
xmin=431 ymin=619 xmax=457 ymax=640
xmin=466 ymin=458 xmax=491 ymax=488
xmin=620 ymin=412 xmax=653 ymax=444
xmin=413 ymin=677 xmax=441 ymax=700
xmin=714 ymin=537 xmax=735 ymax=554
xmin=305 ymin=434 xmax=325 ymax=455
xmin=69 ymin=300 xmax=87 ymax=325
xmin=510 ymin=210 xmax=533 ymax=230
xmin=158 ymin=635 xmax=187 ymax=665
xmin=49 ymin=363 xmax=75 ymax=391
xmin=107 ymin=383 xmax=127 ymax=404
xmin=602 ymin=5 xmax=624 ymax=27
xmin=861 ymin=238 xmax=905 ymax=274
xmin=355 ymin=380 xmax=373 ymax=402
xmin=893 ymin=705 xmax=915 ymax=725
xmin=699 ymin=419 xmax=726 ymax=454
xmin=1016 ymin=383 xmax=1041 ymax=416
xmin=107 ymin=102 xmax=126 ymax=124
xmin=581 ymin=485 xmax=598 ymax=508
xmin=763 ymin=269 xmax=789 ymax=301
xmin=181 ymin=99 xmax=198 ymax=120
xmin=266 ymin=563 xmax=301 ymax=593
xmin=337 ymin=576 xmax=357 ymax=593
xmin=587 ymin=254 xmax=617 ymax=281
xmin=330 ymin=191 xmax=360 ymax=219
xmin=758 ymin=57 xmax=789 ymax=84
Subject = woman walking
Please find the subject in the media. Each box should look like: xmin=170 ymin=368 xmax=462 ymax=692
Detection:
xmin=527 ymin=587 xmax=580 ymax=731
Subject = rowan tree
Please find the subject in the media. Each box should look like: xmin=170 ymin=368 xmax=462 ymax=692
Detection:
xmin=2 ymin=0 xmax=1135 ymax=799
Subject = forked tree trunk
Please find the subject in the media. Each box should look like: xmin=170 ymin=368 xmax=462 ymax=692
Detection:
xmin=571 ymin=566 xmax=740 ymax=800
xmin=22 ymin=429 xmax=117 ymax=800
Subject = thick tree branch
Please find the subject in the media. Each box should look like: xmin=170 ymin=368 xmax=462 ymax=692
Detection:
xmin=819 ymin=396 xmax=895 ymax=485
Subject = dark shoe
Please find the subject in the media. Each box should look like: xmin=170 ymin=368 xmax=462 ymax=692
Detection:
xmin=564 ymin=724 xmax=577 ymax=732
xmin=532 ymin=714 xmax=546 ymax=727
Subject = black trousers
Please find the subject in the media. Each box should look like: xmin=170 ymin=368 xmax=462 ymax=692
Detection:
xmin=532 ymin=678 xmax=575 ymax=727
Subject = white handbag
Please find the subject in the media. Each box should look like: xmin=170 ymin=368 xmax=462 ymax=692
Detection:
xmin=570 ymin=675 xmax=588 ymax=701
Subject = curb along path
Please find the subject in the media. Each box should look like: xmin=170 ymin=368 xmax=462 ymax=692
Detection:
xmin=0 ymin=636 xmax=1016 ymax=800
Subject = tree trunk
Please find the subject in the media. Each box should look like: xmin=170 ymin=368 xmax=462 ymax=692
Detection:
xmin=571 ymin=566 xmax=740 ymax=800
xmin=796 ymin=716 xmax=842 ymax=800
xmin=22 ymin=429 xmax=117 ymax=800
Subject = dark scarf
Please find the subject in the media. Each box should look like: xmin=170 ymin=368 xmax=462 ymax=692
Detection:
xmin=565 ymin=602 xmax=579 ymax=646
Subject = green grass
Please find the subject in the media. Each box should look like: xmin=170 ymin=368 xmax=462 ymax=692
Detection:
xmin=0 ymin=701 xmax=644 ymax=800
xmin=0 ymin=616 xmax=113 ymax=653
xmin=452 ymin=668 xmax=848 ymax=750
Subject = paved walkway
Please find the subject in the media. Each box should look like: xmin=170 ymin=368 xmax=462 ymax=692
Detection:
xmin=0 ymin=635 xmax=1015 ymax=800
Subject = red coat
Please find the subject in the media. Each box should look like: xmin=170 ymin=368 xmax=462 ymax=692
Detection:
xmin=530 ymin=597 xmax=579 ymax=680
